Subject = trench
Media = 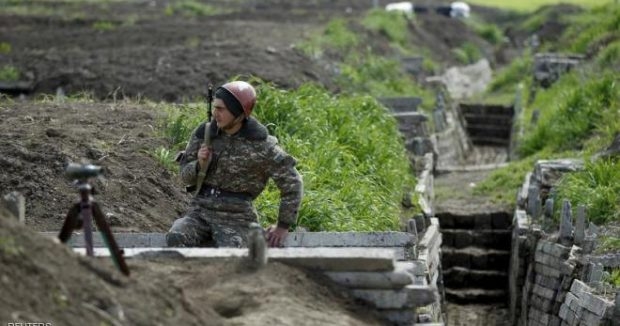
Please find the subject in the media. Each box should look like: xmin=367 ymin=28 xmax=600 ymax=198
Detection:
xmin=434 ymin=102 xmax=515 ymax=325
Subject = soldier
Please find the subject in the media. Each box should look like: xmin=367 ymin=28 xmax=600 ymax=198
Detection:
xmin=166 ymin=81 xmax=303 ymax=248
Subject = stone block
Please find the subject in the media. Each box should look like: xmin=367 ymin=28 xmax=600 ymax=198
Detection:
xmin=517 ymin=172 xmax=532 ymax=208
xmin=351 ymin=285 xmax=436 ymax=309
xmin=569 ymin=280 xmax=591 ymax=296
xmin=574 ymin=205 xmax=586 ymax=246
xmin=559 ymin=199 xmax=574 ymax=246
xmin=533 ymin=159 xmax=584 ymax=188
xmin=549 ymin=315 xmax=561 ymax=326
xmin=325 ymin=270 xmax=414 ymax=289
xmin=75 ymin=247 xmax=397 ymax=272
xmin=535 ymin=263 xmax=562 ymax=278
xmin=537 ymin=240 xmax=570 ymax=259
xmin=535 ymin=250 xmax=566 ymax=267
xmin=581 ymin=310 xmax=603 ymax=325
xmin=580 ymin=291 xmax=613 ymax=316
xmin=285 ymin=231 xmax=416 ymax=248
xmin=535 ymin=274 xmax=562 ymax=290
xmin=529 ymin=307 xmax=551 ymax=324
xmin=530 ymin=293 xmax=555 ymax=312
xmin=532 ymin=283 xmax=557 ymax=300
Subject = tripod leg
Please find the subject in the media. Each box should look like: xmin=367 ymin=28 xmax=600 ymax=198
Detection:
xmin=81 ymin=202 xmax=94 ymax=257
xmin=58 ymin=203 xmax=81 ymax=243
xmin=92 ymin=202 xmax=130 ymax=276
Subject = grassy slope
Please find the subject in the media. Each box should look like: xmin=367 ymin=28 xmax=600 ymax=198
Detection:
xmin=476 ymin=3 xmax=620 ymax=230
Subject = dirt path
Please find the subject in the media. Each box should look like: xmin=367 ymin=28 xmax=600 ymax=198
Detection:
xmin=446 ymin=303 xmax=511 ymax=326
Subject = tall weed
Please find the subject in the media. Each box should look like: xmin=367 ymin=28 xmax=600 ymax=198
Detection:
xmin=555 ymin=159 xmax=620 ymax=225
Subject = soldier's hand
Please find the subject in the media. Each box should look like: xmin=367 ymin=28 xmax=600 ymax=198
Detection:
xmin=197 ymin=145 xmax=211 ymax=168
xmin=266 ymin=225 xmax=288 ymax=248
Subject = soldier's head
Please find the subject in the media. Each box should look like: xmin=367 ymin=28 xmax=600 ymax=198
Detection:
xmin=213 ymin=81 xmax=257 ymax=132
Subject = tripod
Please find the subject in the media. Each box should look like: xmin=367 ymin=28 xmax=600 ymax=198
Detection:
xmin=58 ymin=163 xmax=130 ymax=276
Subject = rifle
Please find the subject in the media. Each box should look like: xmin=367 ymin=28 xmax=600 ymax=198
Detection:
xmin=194 ymin=84 xmax=214 ymax=195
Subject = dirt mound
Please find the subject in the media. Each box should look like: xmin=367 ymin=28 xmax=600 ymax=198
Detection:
xmin=0 ymin=209 xmax=382 ymax=325
xmin=0 ymin=0 xmax=515 ymax=101
xmin=0 ymin=100 xmax=189 ymax=232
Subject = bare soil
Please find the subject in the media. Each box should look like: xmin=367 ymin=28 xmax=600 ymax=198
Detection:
xmin=0 ymin=210 xmax=383 ymax=325
xmin=0 ymin=0 xmax=536 ymax=324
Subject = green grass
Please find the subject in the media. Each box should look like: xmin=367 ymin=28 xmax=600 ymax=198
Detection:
xmin=0 ymin=42 xmax=11 ymax=54
xmin=561 ymin=4 xmax=620 ymax=54
xmin=92 ymin=21 xmax=115 ymax=31
xmin=152 ymin=147 xmax=179 ymax=173
xmin=0 ymin=65 xmax=19 ymax=81
xmin=474 ymin=150 xmax=551 ymax=204
xmin=606 ymin=268 xmax=620 ymax=287
xmin=298 ymin=19 xmax=359 ymax=59
xmin=466 ymin=17 xmax=506 ymax=45
xmin=297 ymin=14 xmax=435 ymax=108
xmin=554 ymin=159 xmax=620 ymax=225
xmin=159 ymin=80 xmax=417 ymax=232
xmin=596 ymin=236 xmax=620 ymax=254
xmin=164 ymin=0 xmax=220 ymax=17
xmin=595 ymin=40 xmax=620 ymax=68
xmin=451 ymin=42 xmax=482 ymax=64
xmin=466 ymin=0 xmax=611 ymax=11
xmin=519 ymin=72 xmax=620 ymax=157
xmin=487 ymin=53 xmax=533 ymax=94
xmin=361 ymin=9 xmax=410 ymax=46
xmin=336 ymin=50 xmax=434 ymax=103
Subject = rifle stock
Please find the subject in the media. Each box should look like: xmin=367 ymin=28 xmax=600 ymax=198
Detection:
xmin=194 ymin=84 xmax=213 ymax=195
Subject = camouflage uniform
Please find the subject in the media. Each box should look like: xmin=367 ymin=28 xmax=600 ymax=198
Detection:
xmin=166 ymin=117 xmax=303 ymax=247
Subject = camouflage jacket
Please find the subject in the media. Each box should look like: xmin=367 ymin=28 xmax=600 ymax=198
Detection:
xmin=180 ymin=117 xmax=303 ymax=227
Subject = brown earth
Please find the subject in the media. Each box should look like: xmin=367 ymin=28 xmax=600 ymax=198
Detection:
xmin=0 ymin=100 xmax=189 ymax=232
xmin=0 ymin=209 xmax=383 ymax=325
xmin=0 ymin=0 xmax=515 ymax=101
xmin=0 ymin=0 xmax=537 ymax=324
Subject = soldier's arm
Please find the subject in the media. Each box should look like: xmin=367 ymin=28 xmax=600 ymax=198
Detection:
xmin=267 ymin=143 xmax=303 ymax=229
xmin=179 ymin=123 xmax=206 ymax=186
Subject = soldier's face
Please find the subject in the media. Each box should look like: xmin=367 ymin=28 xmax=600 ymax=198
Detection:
xmin=213 ymin=98 xmax=238 ymax=130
